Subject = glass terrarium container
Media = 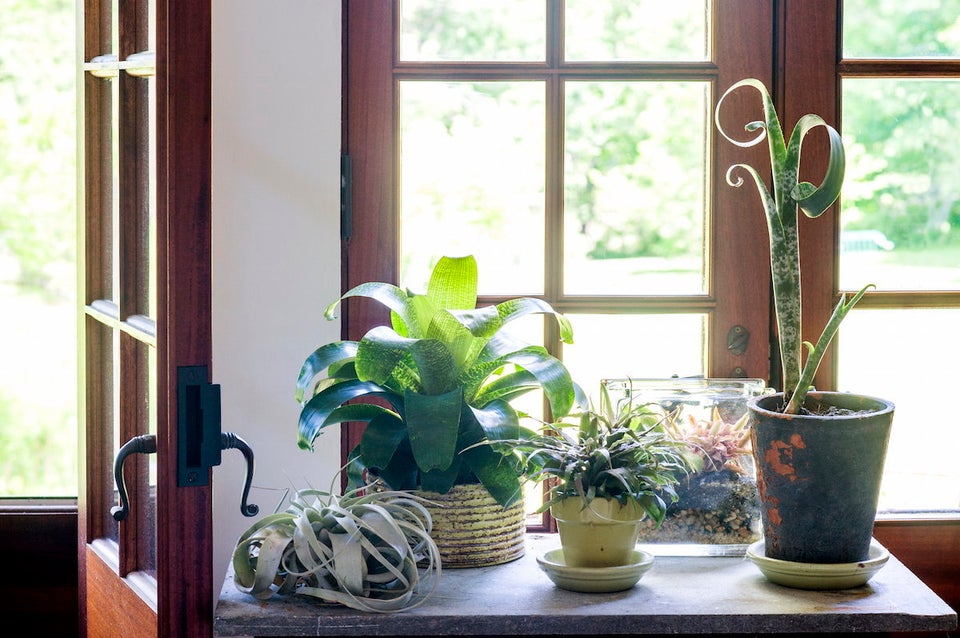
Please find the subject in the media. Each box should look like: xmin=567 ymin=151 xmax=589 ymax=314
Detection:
xmin=601 ymin=377 xmax=773 ymax=556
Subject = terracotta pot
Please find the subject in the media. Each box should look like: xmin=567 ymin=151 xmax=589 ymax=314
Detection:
xmin=747 ymin=391 xmax=894 ymax=564
xmin=550 ymin=497 xmax=645 ymax=568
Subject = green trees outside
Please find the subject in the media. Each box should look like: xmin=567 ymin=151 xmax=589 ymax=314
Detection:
xmin=402 ymin=2 xmax=960 ymax=266
xmin=0 ymin=0 xmax=77 ymax=496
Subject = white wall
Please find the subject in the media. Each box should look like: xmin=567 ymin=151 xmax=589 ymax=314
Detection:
xmin=211 ymin=0 xmax=342 ymax=597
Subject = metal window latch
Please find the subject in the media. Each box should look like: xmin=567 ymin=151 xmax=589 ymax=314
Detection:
xmin=727 ymin=324 xmax=750 ymax=355
xmin=110 ymin=366 xmax=259 ymax=522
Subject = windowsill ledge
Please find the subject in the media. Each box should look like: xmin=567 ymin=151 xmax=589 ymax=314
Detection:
xmin=214 ymin=534 xmax=957 ymax=637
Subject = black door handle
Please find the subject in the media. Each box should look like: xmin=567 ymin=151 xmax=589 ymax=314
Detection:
xmin=110 ymin=365 xmax=260 ymax=521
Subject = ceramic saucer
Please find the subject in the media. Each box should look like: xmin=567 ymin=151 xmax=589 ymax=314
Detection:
xmin=746 ymin=538 xmax=890 ymax=590
xmin=535 ymin=548 xmax=654 ymax=593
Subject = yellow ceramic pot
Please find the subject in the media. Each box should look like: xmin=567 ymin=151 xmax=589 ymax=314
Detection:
xmin=550 ymin=497 xmax=645 ymax=568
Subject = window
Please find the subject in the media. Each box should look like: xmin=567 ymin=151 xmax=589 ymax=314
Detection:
xmin=838 ymin=0 xmax=960 ymax=512
xmin=344 ymin=0 xmax=960 ymax=520
xmin=0 ymin=0 xmax=78 ymax=497
xmin=79 ymin=0 xmax=158 ymax=568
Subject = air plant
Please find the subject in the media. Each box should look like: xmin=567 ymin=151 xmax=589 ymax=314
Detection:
xmin=715 ymin=78 xmax=873 ymax=415
xmin=231 ymin=481 xmax=441 ymax=613
xmin=661 ymin=408 xmax=752 ymax=475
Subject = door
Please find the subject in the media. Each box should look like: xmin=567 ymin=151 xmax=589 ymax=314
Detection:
xmin=77 ymin=2 xmax=214 ymax=637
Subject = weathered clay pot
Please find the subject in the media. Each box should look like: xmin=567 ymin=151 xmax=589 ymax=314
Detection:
xmin=747 ymin=391 xmax=894 ymax=564
xmin=551 ymin=497 xmax=645 ymax=568
xmin=414 ymin=483 xmax=526 ymax=568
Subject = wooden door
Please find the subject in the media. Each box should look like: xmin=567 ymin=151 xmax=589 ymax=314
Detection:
xmin=78 ymin=2 xmax=214 ymax=637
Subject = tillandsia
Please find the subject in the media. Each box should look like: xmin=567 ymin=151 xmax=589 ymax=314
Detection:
xmin=661 ymin=407 xmax=752 ymax=475
xmin=231 ymin=479 xmax=441 ymax=613
xmin=715 ymin=78 xmax=874 ymax=415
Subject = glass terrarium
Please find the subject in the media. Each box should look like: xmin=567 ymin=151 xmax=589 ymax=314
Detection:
xmin=601 ymin=377 xmax=772 ymax=556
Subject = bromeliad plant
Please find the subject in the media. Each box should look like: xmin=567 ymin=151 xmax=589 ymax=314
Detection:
xmin=295 ymin=255 xmax=577 ymax=509
xmin=497 ymin=384 xmax=688 ymax=526
xmin=715 ymin=78 xmax=873 ymax=415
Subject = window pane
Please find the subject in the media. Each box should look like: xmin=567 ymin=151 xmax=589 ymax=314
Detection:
xmin=564 ymin=81 xmax=708 ymax=295
xmin=843 ymin=0 xmax=960 ymax=58
xmin=838 ymin=309 xmax=960 ymax=511
xmin=565 ymin=0 xmax=710 ymax=62
xmin=399 ymin=81 xmax=545 ymax=295
xmin=0 ymin=0 xmax=77 ymax=496
xmin=399 ymin=0 xmax=545 ymax=62
xmin=841 ymin=78 xmax=960 ymax=291
xmin=561 ymin=314 xmax=706 ymax=400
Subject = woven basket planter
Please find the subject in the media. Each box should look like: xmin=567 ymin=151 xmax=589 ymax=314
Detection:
xmin=415 ymin=483 xmax=526 ymax=568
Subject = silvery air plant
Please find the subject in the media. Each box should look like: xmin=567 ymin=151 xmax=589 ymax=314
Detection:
xmin=714 ymin=79 xmax=873 ymax=415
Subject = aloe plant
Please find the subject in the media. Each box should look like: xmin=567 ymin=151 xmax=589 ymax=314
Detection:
xmin=715 ymin=79 xmax=873 ymax=415
xmin=296 ymin=255 xmax=577 ymax=508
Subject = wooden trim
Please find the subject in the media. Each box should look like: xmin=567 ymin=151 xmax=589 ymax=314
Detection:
xmin=87 ymin=544 xmax=157 ymax=638
xmin=874 ymin=518 xmax=960 ymax=623
xmin=0 ymin=506 xmax=79 ymax=636
xmin=710 ymin=0 xmax=776 ymax=380
xmin=155 ymin=1 xmax=214 ymax=636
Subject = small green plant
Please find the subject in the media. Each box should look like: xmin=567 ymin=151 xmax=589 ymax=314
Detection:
xmin=232 ymin=482 xmax=441 ymax=613
xmin=495 ymin=385 xmax=688 ymax=526
xmin=715 ymin=79 xmax=873 ymax=415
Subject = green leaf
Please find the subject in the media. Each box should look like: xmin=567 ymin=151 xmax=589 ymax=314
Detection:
xmin=453 ymin=296 xmax=574 ymax=344
xmin=298 ymin=379 xmax=398 ymax=450
xmin=357 ymin=412 xmax=408 ymax=470
xmin=408 ymin=338 xmax=459 ymax=395
xmin=324 ymin=281 xmax=420 ymax=337
xmin=355 ymin=326 xmax=417 ymax=387
xmin=295 ymin=341 xmax=358 ymax=403
xmin=424 ymin=310 xmax=483 ymax=375
xmin=426 ymin=255 xmax=478 ymax=311
xmin=404 ymin=387 xmax=462 ymax=472
xmin=469 ymin=399 xmax=520 ymax=443
xmin=462 ymin=442 xmax=523 ymax=508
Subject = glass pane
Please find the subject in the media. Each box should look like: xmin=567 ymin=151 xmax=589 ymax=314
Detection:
xmin=565 ymin=0 xmax=710 ymax=62
xmin=843 ymin=0 xmax=960 ymax=58
xmin=564 ymin=81 xmax=708 ymax=295
xmin=0 ymin=0 xmax=78 ymax=496
xmin=841 ymin=79 xmax=960 ymax=291
xmin=561 ymin=313 xmax=706 ymax=402
xmin=838 ymin=309 xmax=960 ymax=512
xmin=145 ymin=345 xmax=157 ymax=575
xmin=399 ymin=81 xmax=545 ymax=295
xmin=399 ymin=0 xmax=545 ymax=62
